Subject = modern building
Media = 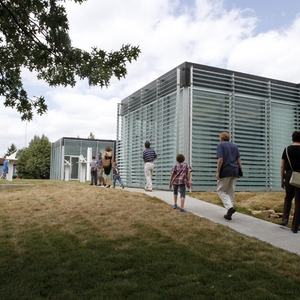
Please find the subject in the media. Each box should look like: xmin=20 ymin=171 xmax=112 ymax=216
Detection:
xmin=116 ymin=62 xmax=300 ymax=191
xmin=50 ymin=137 xmax=115 ymax=181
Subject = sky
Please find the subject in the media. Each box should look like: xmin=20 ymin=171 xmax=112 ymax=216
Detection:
xmin=1 ymin=0 xmax=300 ymax=156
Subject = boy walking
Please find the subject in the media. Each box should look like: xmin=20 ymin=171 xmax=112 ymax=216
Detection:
xmin=169 ymin=154 xmax=193 ymax=212
xmin=112 ymin=162 xmax=124 ymax=189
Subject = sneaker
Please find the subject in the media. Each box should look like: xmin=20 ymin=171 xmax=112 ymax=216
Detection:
xmin=180 ymin=208 xmax=186 ymax=213
xmin=224 ymin=207 xmax=236 ymax=220
xmin=173 ymin=204 xmax=177 ymax=209
xmin=224 ymin=214 xmax=232 ymax=220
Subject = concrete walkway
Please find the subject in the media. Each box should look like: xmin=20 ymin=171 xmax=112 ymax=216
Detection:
xmin=128 ymin=188 xmax=300 ymax=256
xmin=0 ymin=184 xmax=33 ymax=190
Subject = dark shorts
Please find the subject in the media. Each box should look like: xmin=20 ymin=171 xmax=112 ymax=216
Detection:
xmin=173 ymin=184 xmax=186 ymax=198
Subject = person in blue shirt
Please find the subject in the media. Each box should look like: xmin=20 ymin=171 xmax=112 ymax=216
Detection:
xmin=216 ymin=132 xmax=242 ymax=221
xmin=1 ymin=158 xmax=9 ymax=179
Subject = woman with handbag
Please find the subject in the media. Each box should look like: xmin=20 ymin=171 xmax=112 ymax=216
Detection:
xmin=103 ymin=146 xmax=114 ymax=188
xmin=280 ymin=131 xmax=300 ymax=233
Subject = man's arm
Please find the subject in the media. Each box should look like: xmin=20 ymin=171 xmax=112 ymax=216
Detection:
xmin=237 ymin=157 xmax=242 ymax=168
xmin=216 ymin=158 xmax=223 ymax=180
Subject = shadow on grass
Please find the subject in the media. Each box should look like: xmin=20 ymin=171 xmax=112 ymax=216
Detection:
xmin=0 ymin=220 xmax=299 ymax=300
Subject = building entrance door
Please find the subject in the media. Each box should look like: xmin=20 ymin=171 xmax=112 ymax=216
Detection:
xmin=70 ymin=156 xmax=79 ymax=180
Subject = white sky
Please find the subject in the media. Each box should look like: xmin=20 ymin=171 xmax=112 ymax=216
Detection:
xmin=1 ymin=0 xmax=300 ymax=156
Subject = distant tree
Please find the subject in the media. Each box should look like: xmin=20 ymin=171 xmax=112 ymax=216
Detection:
xmin=17 ymin=135 xmax=51 ymax=179
xmin=3 ymin=143 xmax=17 ymax=157
xmin=87 ymin=132 xmax=95 ymax=139
xmin=0 ymin=0 xmax=141 ymax=121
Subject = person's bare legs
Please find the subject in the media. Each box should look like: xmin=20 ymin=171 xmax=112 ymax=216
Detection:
xmin=173 ymin=194 xmax=178 ymax=208
xmin=180 ymin=197 xmax=185 ymax=210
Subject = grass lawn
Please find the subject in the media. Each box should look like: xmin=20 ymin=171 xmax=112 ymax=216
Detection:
xmin=0 ymin=180 xmax=299 ymax=300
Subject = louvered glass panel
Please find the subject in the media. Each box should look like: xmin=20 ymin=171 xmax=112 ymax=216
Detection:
xmin=271 ymin=83 xmax=299 ymax=101
xmin=118 ymin=86 xmax=178 ymax=189
xmin=156 ymin=93 xmax=177 ymax=188
xmin=271 ymin=102 xmax=298 ymax=190
xmin=234 ymin=77 xmax=269 ymax=98
xmin=191 ymin=89 xmax=230 ymax=190
xmin=193 ymin=68 xmax=232 ymax=92
xmin=234 ymin=96 xmax=268 ymax=190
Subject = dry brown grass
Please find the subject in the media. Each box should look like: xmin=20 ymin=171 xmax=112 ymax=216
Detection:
xmin=191 ymin=190 xmax=287 ymax=221
xmin=1 ymin=179 xmax=300 ymax=300
xmin=1 ymin=180 xmax=214 ymax=244
xmin=1 ymin=181 xmax=287 ymax=233
xmin=0 ymin=180 xmax=286 ymax=270
xmin=0 ymin=180 xmax=285 ymax=251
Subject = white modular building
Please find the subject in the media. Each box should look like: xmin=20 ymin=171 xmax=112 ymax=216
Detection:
xmin=116 ymin=62 xmax=300 ymax=191
xmin=50 ymin=137 xmax=115 ymax=181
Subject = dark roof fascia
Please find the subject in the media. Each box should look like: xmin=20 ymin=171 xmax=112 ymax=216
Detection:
xmin=61 ymin=137 xmax=115 ymax=143
xmin=52 ymin=137 xmax=116 ymax=147
xmin=183 ymin=61 xmax=299 ymax=88
xmin=120 ymin=61 xmax=300 ymax=104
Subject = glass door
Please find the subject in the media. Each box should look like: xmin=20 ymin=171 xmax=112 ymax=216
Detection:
xmin=70 ymin=156 xmax=79 ymax=180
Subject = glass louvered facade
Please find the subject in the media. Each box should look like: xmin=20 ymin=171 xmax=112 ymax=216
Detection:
xmin=116 ymin=62 xmax=300 ymax=191
xmin=50 ymin=137 xmax=115 ymax=181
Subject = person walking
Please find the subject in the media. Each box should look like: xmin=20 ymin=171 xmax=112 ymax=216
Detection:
xmin=1 ymin=157 xmax=8 ymax=179
xmin=112 ymin=162 xmax=124 ymax=189
xmin=103 ymin=146 xmax=113 ymax=188
xmin=142 ymin=141 xmax=157 ymax=192
xmin=280 ymin=131 xmax=300 ymax=233
xmin=90 ymin=156 xmax=97 ymax=186
xmin=216 ymin=132 xmax=242 ymax=220
xmin=169 ymin=154 xmax=193 ymax=213
xmin=96 ymin=152 xmax=105 ymax=186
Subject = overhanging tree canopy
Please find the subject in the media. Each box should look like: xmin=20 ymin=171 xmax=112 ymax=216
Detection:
xmin=0 ymin=0 xmax=141 ymax=120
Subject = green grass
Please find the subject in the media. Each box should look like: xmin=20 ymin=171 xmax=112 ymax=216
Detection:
xmin=0 ymin=180 xmax=300 ymax=299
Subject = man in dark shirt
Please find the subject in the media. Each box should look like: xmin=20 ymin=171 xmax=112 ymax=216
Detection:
xmin=143 ymin=141 xmax=157 ymax=191
xmin=216 ymin=132 xmax=242 ymax=221
xmin=280 ymin=131 xmax=300 ymax=232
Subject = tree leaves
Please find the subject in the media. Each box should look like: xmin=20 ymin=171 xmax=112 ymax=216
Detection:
xmin=17 ymin=134 xmax=51 ymax=179
xmin=0 ymin=0 xmax=141 ymax=120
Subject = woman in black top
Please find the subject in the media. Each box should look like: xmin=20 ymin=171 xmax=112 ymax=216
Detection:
xmin=103 ymin=146 xmax=113 ymax=188
xmin=281 ymin=131 xmax=300 ymax=233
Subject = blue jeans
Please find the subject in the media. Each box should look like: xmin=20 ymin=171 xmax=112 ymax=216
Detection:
xmin=90 ymin=169 xmax=97 ymax=185
xmin=113 ymin=175 xmax=123 ymax=188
